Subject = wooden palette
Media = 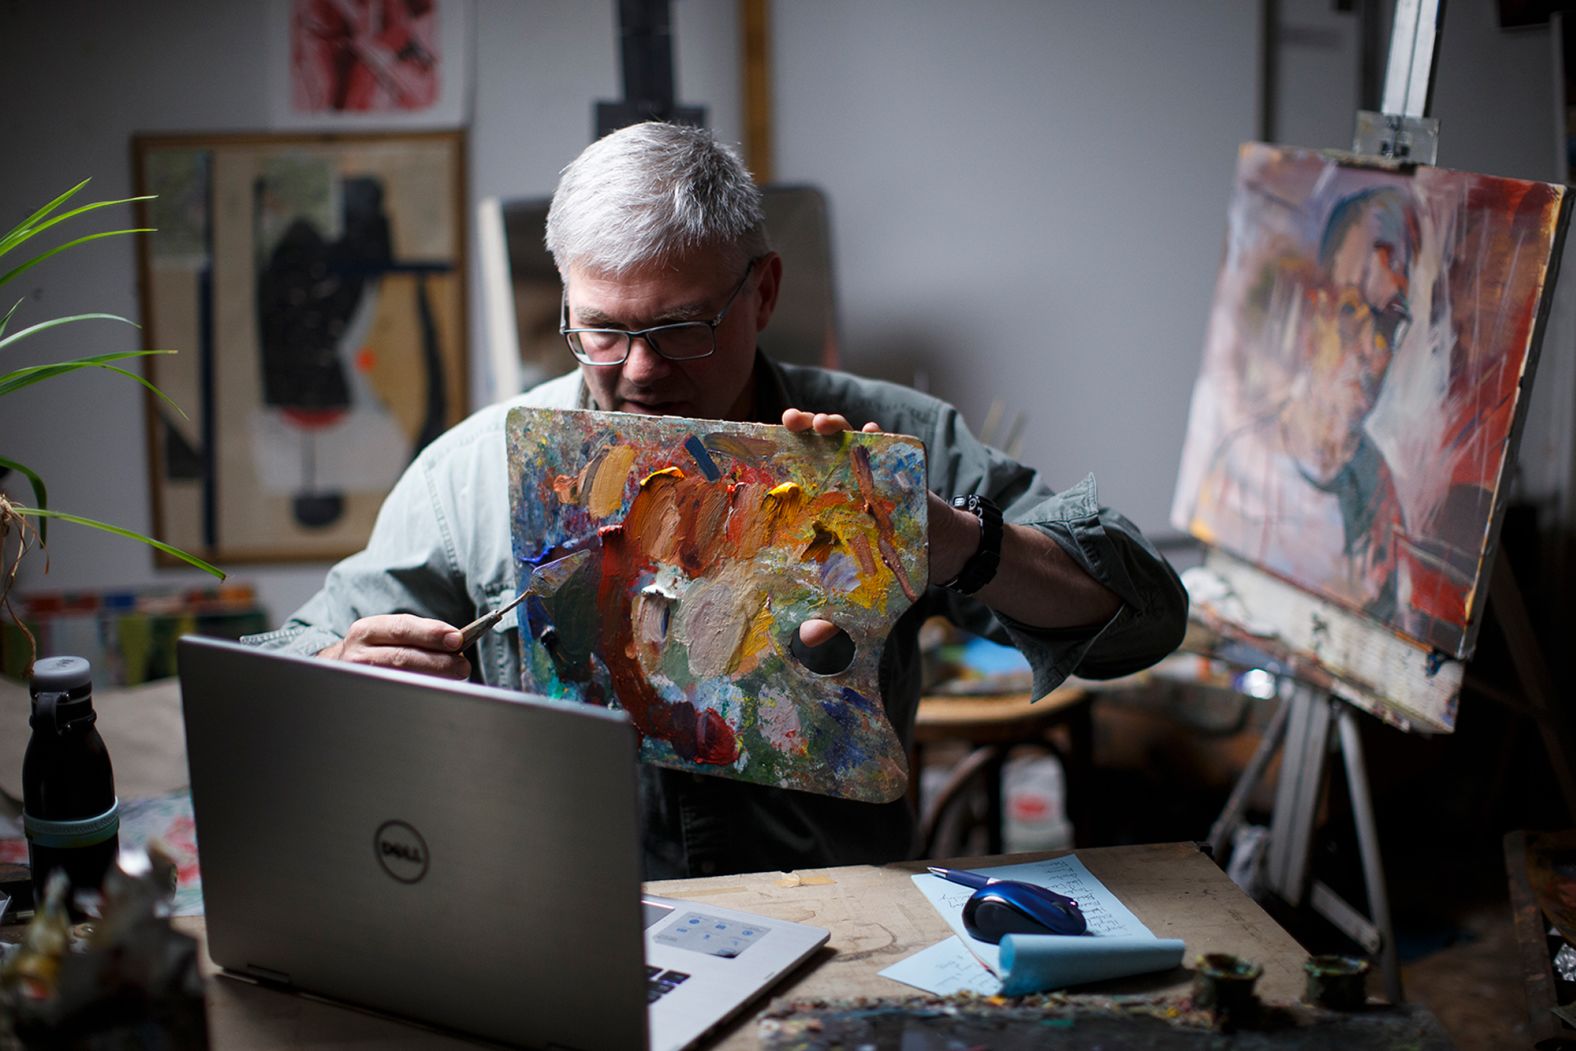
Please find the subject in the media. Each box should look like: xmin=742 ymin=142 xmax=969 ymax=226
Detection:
xmin=505 ymin=408 xmax=929 ymax=803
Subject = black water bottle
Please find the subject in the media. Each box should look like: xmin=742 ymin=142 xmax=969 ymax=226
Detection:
xmin=23 ymin=656 xmax=119 ymax=910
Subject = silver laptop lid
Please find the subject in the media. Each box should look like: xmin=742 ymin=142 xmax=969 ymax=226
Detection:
xmin=178 ymin=636 xmax=648 ymax=1050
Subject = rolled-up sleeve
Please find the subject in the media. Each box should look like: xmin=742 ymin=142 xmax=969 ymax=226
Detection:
xmin=923 ymin=400 xmax=1188 ymax=700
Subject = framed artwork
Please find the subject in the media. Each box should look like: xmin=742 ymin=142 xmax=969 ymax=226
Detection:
xmin=505 ymin=408 xmax=928 ymax=803
xmin=133 ymin=130 xmax=468 ymax=564
xmin=1172 ymin=142 xmax=1568 ymax=660
xmin=265 ymin=0 xmax=473 ymax=129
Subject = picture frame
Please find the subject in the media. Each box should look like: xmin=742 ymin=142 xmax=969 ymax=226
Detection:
xmin=132 ymin=130 xmax=468 ymax=564
xmin=265 ymin=0 xmax=474 ymax=130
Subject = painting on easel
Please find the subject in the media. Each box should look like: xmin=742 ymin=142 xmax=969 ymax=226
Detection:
xmin=1173 ymin=143 xmax=1568 ymax=660
xmin=504 ymin=408 xmax=928 ymax=804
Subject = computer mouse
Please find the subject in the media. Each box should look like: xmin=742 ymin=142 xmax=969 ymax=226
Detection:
xmin=961 ymin=879 xmax=1087 ymax=943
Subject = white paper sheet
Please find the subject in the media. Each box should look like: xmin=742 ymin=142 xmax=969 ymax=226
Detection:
xmin=878 ymin=936 xmax=1003 ymax=996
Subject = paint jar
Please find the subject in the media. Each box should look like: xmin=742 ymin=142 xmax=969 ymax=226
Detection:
xmin=1303 ymin=954 xmax=1370 ymax=1010
xmin=1192 ymin=952 xmax=1262 ymax=1026
xmin=22 ymin=657 xmax=118 ymax=917
xmin=1002 ymin=754 xmax=1073 ymax=852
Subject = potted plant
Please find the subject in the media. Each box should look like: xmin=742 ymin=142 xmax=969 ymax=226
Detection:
xmin=0 ymin=179 xmax=224 ymax=666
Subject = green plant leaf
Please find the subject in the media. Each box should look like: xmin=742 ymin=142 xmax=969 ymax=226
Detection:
xmin=0 ymin=297 xmax=22 ymax=340
xmin=0 ymin=311 xmax=138 ymax=353
xmin=10 ymin=506 xmax=224 ymax=579
xmin=0 ymin=350 xmax=182 ymax=416
xmin=1 ymin=348 xmax=169 ymax=385
xmin=0 ymin=454 xmax=49 ymax=544
xmin=0 ymin=455 xmax=47 ymax=509
xmin=0 ymin=195 xmax=156 ymax=261
xmin=0 ymin=228 xmax=154 ymax=290
xmin=0 ymin=178 xmax=89 ymax=253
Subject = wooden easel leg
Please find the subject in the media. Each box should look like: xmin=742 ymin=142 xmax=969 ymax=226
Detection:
xmin=1332 ymin=704 xmax=1402 ymax=1003
xmin=1206 ymin=693 xmax=1290 ymax=859
xmin=1267 ymin=684 xmax=1333 ymax=903
xmin=1288 ymin=698 xmax=1402 ymax=1002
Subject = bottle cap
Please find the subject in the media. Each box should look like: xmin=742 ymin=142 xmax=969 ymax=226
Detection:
xmin=30 ymin=656 xmax=95 ymax=732
xmin=31 ymin=656 xmax=92 ymax=693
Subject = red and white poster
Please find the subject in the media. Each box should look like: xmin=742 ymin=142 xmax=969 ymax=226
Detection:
xmin=271 ymin=0 xmax=471 ymax=128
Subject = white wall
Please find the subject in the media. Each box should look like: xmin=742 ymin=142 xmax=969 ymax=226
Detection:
xmin=1274 ymin=0 xmax=1363 ymax=151
xmin=1 ymin=0 xmax=1567 ymax=632
xmin=772 ymin=1 xmax=1260 ymax=539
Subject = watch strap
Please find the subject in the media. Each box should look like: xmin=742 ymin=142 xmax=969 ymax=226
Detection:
xmin=942 ymin=494 xmax=1003 ymax=595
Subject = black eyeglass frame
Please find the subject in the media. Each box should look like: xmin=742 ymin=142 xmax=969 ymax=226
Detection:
xmin=558 ymin=259 xmax=761 ymax=366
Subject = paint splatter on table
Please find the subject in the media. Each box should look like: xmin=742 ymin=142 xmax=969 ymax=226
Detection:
xmin=757 ymin=993 xmax=1453 ymax=1049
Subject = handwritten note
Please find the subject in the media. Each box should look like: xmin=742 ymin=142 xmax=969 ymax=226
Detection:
xmin=879 ymin=936 xmax=1004 ymax=996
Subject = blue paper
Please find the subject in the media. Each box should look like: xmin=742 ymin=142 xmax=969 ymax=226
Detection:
xmin=998 ymin=933 xmax=1186 ymax=996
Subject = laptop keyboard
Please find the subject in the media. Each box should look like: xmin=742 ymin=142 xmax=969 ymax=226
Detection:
xmin=646 ymin=965 xmax=691 ymax=1003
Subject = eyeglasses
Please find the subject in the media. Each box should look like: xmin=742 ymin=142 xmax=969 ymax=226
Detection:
xmin=560 ymin=260 xmax=759 ymax=366
xmin=1334 ymin=286 xmax=1411 ymax=353
xmin=1373 ymin=299 xmax=1410 ymax=352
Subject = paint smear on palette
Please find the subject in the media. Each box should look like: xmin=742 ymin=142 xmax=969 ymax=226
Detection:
xmin=505 ymin=408 xmax=929 ymax=803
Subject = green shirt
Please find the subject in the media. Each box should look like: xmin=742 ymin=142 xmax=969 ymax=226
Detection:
xmin=248 ymin=355 xmax=1187 ymax=877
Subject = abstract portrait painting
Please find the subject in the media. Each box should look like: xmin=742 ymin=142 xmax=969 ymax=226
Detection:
xmin=506 ymin=409 xmax=929 ymax=803
xmin=1173 ymin=143 xmax=1567 ymax=658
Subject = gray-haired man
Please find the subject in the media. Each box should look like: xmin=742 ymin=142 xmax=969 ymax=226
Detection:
xmin=251 ymin=122 xmax=1188 ymax=878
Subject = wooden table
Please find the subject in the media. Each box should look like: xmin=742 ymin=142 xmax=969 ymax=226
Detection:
xmin=170 ymin=842 xmax=1310 ymax=1049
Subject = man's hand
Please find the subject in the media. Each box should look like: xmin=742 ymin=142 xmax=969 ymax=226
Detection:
xmin=784 ymin=409 xmax=1121 ymax=636
xmin=782 ymin=408 xmax=881 ymax=437
xmin=317 ymin=614 xmax=471 ymax=680
xmin=783 ymin=408 xmax=883 ymax=648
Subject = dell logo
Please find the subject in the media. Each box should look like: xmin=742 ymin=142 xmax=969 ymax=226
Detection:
xmin=374 ymin=820 xmax=429 ymax=883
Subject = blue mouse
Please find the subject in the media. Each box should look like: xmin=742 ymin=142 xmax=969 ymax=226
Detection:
xmin=929 ymin=867 xmax=1087 ymax=943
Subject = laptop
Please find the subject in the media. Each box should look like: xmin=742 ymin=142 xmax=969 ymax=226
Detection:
xmin=176 ymin=636 xmax=829 ymax=1051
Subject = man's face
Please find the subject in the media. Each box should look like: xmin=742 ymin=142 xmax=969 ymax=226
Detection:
xmin=1326 ymin=214 xmax=1411 ymax=397
xmin=1328 ymin=217 xmax=1410 ymax=323
xmin=565 ymin=251 xmax=780 ymax=422
xmin=1280 ymin=207 xmax=1414 ymax=481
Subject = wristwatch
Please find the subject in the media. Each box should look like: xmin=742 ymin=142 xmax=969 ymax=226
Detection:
xmin=941 ymin=494 xmax=1003 ymax=595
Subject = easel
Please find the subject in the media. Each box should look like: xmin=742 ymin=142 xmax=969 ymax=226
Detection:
xmin=1207 ymin=671 xmax=1404 ymax=1003
xmin=1204 ymin=0 xmax=1448 ymax=1007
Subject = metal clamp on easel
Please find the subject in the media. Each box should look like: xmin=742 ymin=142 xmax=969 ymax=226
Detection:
xmin=1351 ymin=0 xmax=1445 ymax=165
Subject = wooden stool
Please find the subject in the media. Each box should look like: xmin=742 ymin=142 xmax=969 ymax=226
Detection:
xmin=909 ymin=684 xmax=1093 ymax=858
